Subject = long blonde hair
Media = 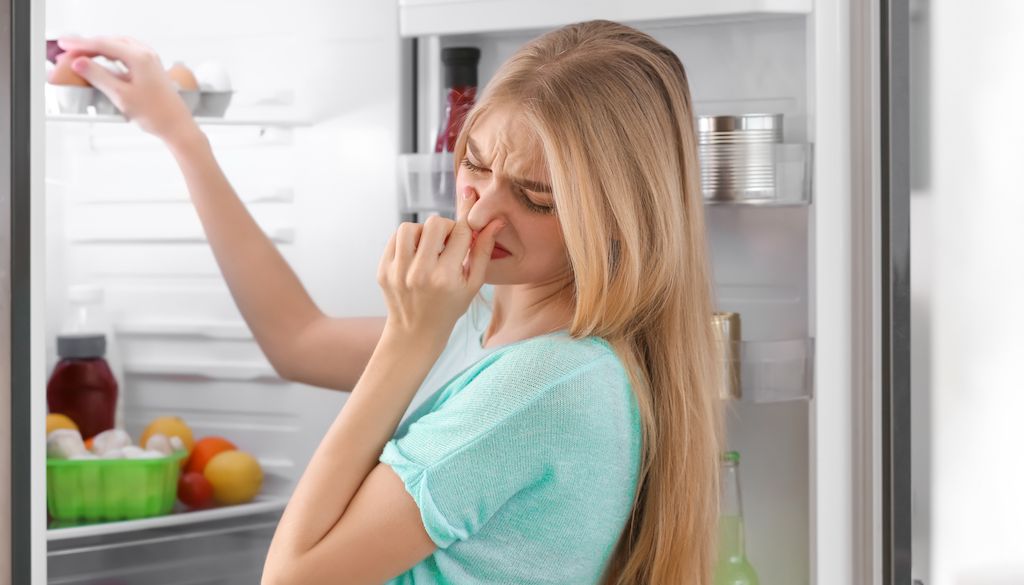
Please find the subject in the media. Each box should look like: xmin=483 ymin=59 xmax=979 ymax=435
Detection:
xmin=453 ymin=20 xmax=722 ymax=585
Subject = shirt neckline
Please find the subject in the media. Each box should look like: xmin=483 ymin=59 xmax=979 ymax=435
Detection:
xmin=478 ymin=328 xmax=571 ymax=352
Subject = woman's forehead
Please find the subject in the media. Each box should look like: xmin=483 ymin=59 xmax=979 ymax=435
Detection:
xmin=469 ymin=107 xmax=548 ymax=176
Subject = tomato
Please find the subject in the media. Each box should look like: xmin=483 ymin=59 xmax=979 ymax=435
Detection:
xmin=177 ymin=471 xmax=215 ymax=509
xmin=185 ymin=436 xmax=237 ymax=475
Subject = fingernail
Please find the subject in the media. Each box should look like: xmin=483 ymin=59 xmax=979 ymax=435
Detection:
xmin=462 ymin=186 xmax=474 ymax=200
xmin=71 ymin=58 xmax=87 ymax=73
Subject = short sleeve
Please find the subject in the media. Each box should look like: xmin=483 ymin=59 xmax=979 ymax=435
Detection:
xmin=379 ymin=340 xmax=619 ymax=549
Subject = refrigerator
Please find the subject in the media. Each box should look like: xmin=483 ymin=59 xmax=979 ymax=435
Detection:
xmin=2 ymin=0 xmax=913 ymax=583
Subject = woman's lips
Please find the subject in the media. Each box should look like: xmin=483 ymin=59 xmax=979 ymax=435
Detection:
xmin=491 ymin=244 xmax=511 ymax=259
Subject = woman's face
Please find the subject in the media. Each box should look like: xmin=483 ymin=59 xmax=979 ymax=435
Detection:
xmin=457 ymin=106 xmax=571 ymax=286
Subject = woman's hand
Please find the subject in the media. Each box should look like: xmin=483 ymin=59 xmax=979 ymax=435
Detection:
xmin=377 ymin=215 xmax=505 ymax=348
xmin=56 ymin=36 xmax=199 ymax=147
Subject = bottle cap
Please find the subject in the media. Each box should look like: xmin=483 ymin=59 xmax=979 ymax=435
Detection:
xmin=722 ymin=451 xmax=740 ymax=463
xmin=57 ymin=334 xmax=106 ymax=359
xmin=441 ymin=47 xmax=480 ymax=88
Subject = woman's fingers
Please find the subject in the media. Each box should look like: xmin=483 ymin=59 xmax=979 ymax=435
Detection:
xmin=69 ymin=55 xmax=128 ymax=98
xmin=58 ymin=36 xmax=139 ymax=68
xmin=466 ymin=219 xmax=505 ymax=286
xmin=440 ymin=219 xmax=473 ymax=268
xmin=393 ymin=222 xmax=423 ymax=273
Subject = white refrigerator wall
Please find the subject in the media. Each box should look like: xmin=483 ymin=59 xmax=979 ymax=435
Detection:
xmin=44 ymin=0 xmax=402 ymax=492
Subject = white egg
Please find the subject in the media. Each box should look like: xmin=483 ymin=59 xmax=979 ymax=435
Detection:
xmin=169 ymin=436 xmax=187 ymax=453
xmin=193 ymin=61 xmax=231 ymax=92
xmin=145 ymin=433 xmax=173 ymax=455
xmin=47 ymin=429 xmax=87 ymax=459
xmin=98 ymin=446 xmax=126 ymax=459
xmin=92 ymin=429 xmax=133 ymax=455
xmin=121 ymin=445 xmax=148 ymax=459
xmin=69 ymin=453 xmax=99 ymax=460
xmin=138 ymin=450 xmax=165 ymax=459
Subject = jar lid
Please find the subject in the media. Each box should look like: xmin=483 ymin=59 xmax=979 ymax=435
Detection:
xmin=57 ymin=334 xmax=106 ymax=359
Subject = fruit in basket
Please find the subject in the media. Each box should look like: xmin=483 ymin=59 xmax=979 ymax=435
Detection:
xmin=204 ymin=450 xmax=263 ymax=505
xmin=46 ymin=413 xmax=79 ymax=435
xmin=140 ymin=416 xmax=194 ymax=464
xmin=178 ymin=471 xmax=215 ymax=509
xmin=185 ymin=436 xmax=237 ymax=475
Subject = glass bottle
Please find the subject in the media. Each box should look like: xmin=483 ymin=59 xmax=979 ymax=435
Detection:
xmin=714 ymin=451 xmax=760 ymax=585
xmin=47 ymin=334 xmax=119 ymax=440
xmin=434 ymin=47 xmax=480 ymax=153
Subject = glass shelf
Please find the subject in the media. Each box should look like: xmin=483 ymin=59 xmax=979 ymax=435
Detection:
xmin=47 ymin=495 xmax=288 ymax=541
xmin=46 ymin=113 xmax=313 ymax=128
xmin=398 ymin=144 xmax=812 ymax=216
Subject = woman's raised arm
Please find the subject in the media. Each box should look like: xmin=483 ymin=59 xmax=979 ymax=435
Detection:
xmin=58 ymin=35 xmax=385 ymax=391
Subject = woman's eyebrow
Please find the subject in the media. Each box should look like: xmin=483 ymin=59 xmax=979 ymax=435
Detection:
xmin=467 ymin=137 xmax=553 ymax=194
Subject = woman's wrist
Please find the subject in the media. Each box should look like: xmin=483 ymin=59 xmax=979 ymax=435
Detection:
xmin=164 ymin=122 xmax=207 ymax=156
xmin=378 ymin=321 xmax=450 ymax=360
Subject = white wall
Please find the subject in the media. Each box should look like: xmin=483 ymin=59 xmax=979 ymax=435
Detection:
xmin=930 ymin=1 xmax=1024 ymax=582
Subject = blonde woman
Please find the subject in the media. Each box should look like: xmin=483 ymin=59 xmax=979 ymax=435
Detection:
xmin=61 ymin=18 xmax=721 ymax=585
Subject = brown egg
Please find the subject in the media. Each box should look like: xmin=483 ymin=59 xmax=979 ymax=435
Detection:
xmin=167 ymin=62 xmax=199 ymax=91
xmin=49 ymin=54 xmax=90 ymax=87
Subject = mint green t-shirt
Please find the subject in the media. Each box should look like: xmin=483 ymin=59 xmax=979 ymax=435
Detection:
xmin=379 ymin=329 xmax=642 ymax=584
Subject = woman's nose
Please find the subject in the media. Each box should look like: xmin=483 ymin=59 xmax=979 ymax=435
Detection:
xmin=463 ymin=183 xmax=508 ymax=231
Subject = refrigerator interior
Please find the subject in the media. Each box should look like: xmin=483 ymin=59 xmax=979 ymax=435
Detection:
xmin=42 ymin=0 xmax=402 ymax=581
xmin=414 ymin=16 xmax=813 ymax=585
xmin=38 ymin=1 xmax=834 ymax=584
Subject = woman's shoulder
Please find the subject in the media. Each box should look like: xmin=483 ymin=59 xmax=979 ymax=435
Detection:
xmin=464 ymin=332 xmax=631 ymax=401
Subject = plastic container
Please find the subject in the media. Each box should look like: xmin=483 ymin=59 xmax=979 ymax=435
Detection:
xmin=398 ymin=152 xmax=456 ymax=216
xmin=47 ymin=452 xmax=186 ymax=522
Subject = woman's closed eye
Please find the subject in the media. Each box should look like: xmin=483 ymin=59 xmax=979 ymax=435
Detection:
xmin=460 ymin=158 xmax=555 ymax=215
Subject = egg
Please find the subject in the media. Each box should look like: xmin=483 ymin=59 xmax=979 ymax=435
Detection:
xmin=91 ymin=428 xmax=133 ymax=456
xmin=167 ymin=62 xmax=199 ymax=91
xmin=49 ymin=54 xmax=89 ymax=87
xmin=47 ymin=429 xmax=87 ymax=459
xmin=193 ymin=61 xmax=232 ymax=92
xmin=144 ymin=433 xmax=173 ymax=455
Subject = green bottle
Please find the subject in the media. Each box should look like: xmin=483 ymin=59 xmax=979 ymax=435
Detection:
xmin=714 ymin=451 xmax=760 ymax=585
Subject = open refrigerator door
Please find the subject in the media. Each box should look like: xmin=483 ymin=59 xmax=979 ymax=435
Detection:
xmin=9 ymin=0 xmax=909 ymax=583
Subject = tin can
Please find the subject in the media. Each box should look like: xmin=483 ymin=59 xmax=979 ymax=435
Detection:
xmin=712 ymin=312 xmax=742 ymax=400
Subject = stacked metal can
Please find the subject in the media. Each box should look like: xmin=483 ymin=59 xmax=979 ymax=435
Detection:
xmin=698 ymin=114 xmax=783 ymax=203
xmin=712 ymin=312 xmax=742 ymax=400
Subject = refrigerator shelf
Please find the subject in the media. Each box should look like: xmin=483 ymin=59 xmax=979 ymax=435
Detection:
xmin=398 ymin=143 xmax=812 ymax=214
xmin=47 ymin=495 xmax=288 ymax=542
xmin=124 ymin=360 xmax=282 ymax=382
xmin=734 ymin=337 xmax=814 ymax=403
xmin=46 ymin=113 xmax=313 ymax=128
xmin=116 ymin=320 xmax=255 ymax=341
xmin=701 ymin=142 xmax=813 ymax=207
xmin=399 ymin=0 xmax=812 ymax=37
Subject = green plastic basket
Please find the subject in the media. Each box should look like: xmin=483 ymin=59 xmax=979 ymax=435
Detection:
xmin=47 ymin=452 xmax=187 ymax=522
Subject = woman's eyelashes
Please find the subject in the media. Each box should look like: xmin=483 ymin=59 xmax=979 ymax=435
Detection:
xmin=460 ymin=158 xmax=555 ymax=215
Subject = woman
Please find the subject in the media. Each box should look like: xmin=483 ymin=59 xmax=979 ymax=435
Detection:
xmin=60 ymin=19 xmax=721 ymax=585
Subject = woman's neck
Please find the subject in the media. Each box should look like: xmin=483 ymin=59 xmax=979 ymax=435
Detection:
xmin=482 ymin=281 xmax=574 ymax=348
